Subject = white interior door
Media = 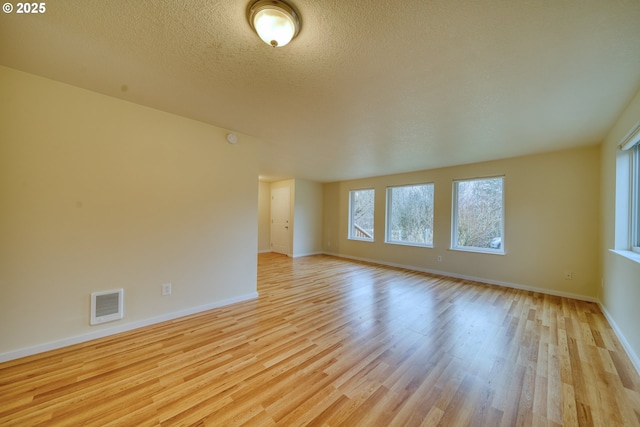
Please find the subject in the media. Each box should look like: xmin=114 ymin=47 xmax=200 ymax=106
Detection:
xmin=271 ymin=187 xmax=290 ymax=255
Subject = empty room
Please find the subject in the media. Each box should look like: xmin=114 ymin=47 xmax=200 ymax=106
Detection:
xmin=1 ymin=1 xmax=640 ymax=425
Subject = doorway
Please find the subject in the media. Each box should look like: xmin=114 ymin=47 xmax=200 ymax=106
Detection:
xmin=270 ymin=186 xmax=290 ymax=255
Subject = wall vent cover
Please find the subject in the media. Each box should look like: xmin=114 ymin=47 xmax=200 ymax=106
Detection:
xmin=90 ymin=289 xmax=124 ymax=325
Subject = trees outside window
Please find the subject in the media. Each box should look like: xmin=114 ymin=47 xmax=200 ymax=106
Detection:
xmin=452 ymin=177 xmax=504 ymax=253
xmin=349 ymin=189 xmax=375 ymax=240
xmin=386 ymin=184 xmax=434 ymax=246
xmin=632 ymin=144 xmax=640 ymax=253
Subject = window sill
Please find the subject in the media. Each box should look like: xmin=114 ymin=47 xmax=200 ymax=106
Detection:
xmin=385 ymin=241 xmax=433 ymax=249
xmin=348 ymin=238 xmax=374 ymax=243
xmin=610 ymin=249 xmax=640 ymax=264
xmin=450 ymin=247 xmax=506 ymax=256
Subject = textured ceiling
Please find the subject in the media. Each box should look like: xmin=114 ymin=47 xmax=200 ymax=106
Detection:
xmin=1 ymin=0 xmax=640 ymax=182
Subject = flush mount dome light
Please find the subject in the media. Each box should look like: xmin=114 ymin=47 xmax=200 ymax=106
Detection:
xmin=247 ymin=0 xmax=301 ymax=47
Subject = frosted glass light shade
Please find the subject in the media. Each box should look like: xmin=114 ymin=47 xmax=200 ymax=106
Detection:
xmin=248 ymin=0 xmax=300 ymax=47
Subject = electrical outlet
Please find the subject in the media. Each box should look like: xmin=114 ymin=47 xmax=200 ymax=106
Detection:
xmin=437 ymin=255 xmax=442 ymax=262
xmin=563 ymin=272 xmax=572 ymax=280
xmin=162 ymin=283 xmax=172 ymax=296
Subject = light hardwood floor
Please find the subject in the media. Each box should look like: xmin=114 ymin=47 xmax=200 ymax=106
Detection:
xmin=1 ymin=253 xmax=639 ymax=426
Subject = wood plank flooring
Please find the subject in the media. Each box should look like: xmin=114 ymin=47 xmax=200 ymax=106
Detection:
xmin=1 ymin=253 xmax=639 ymax=426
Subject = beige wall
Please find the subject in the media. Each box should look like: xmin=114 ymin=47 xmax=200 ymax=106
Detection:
xmin=4 ymin=63 xmax=634 ymax=369
xmin=292 ymin=179 xmax=324 ymax=257
xmin=323 ymin=146 xmax=601 ymax=299
xmin=257 ymin=180 xmax=271 ymax=252
xmin=600 ymin=87 xmax=640 ymax=369
xmin=0 ymin=67 xmax=259 ymax=358
xmin=259 ymin=179 xmax=324 ymax=257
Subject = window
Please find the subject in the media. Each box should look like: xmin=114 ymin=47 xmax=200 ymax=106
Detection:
xmin=613 ymin=121 xmax=640 ymax=261
xmin=452 ymin=176 xmax=504 ymax=253
xmin=631 ymin=140 xmax=640 ymax=253
xmin=349 ymin=189 xmax=375 ymax=241
xmin=386 ymin=183 xmax=434 ymax=246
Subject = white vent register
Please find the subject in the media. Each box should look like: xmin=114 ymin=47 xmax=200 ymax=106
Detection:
xmin=90 ymin=289 xmax=124 ymax=325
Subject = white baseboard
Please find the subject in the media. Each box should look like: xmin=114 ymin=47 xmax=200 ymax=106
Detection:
xmin=323 ymin=252 xmax=598 ymax=302
xmin=6 ymin=254 xmax=638 ymax=378
xmin=292 ymin=251 xmax=324 ymax=258
xmin=324 ymin=252 xmax=640 ymax=375
xmin=0 ymin=292 xmax=258 ymax=363
xmin=258 ymin=249 xmax=272 ymax=254
xmin=598 ymin=303 xmax=640 ymax=376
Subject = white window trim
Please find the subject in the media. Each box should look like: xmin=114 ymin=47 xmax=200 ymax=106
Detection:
xmin=385 ymin=183 xmax=434 ymax=248
xmin=451 ymin=176 xmax=505 ymax=255
xmin=616 ymin=121 xmax=640 ymax=258
xmin=610 ymin=249 xmax=640 ymax=264
xmin=630 ymin=143 xmax=639 ymax=254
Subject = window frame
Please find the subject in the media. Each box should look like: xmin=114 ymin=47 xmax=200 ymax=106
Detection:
xmin=612 ymin=121 xmax=640 ymax=263
xmin=631 ymin=143 xmax=640 ymax=254
xmin=348 ymin=188 xmax=375 ymax=242
xmin=385 ymin=183 xmax=435 ymax=248
xmin=451 ymin=175 xmax=505 ymax=255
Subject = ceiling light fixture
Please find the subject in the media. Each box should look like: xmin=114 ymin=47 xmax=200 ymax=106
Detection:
xmin=247 ymin=0 xmax=301 ymax=48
